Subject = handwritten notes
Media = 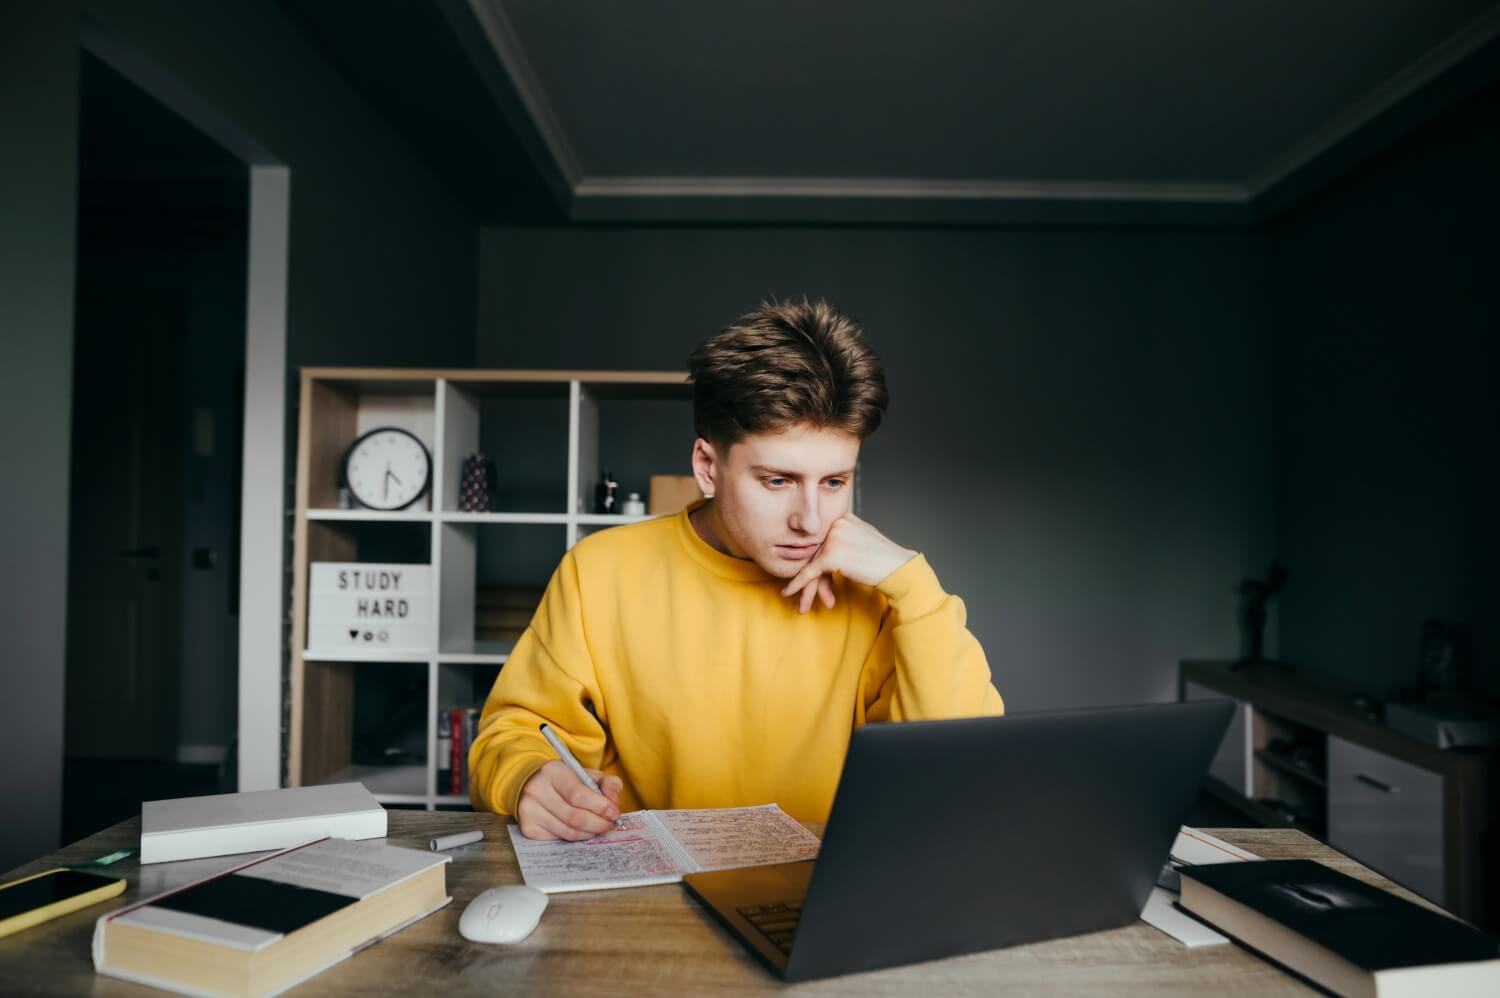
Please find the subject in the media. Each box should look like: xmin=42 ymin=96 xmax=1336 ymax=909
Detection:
xmin=654 ymin=805 xmax=821 ymax=871
xmin=506 ymin=814 xmax=682 ymax=892
xmin=507 ymin=803 xmax=821 ymax=893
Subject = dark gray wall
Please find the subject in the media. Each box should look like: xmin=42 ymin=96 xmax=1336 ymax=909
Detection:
xmin=477 ymin=226 xmax=1275 ymax=712
xmin=0 ymin=4 xmax=80 ymax=875
xmin=1271 ymin=82 xmax=1499 ymax=698
xmin=0 ymin=0 xmax=476 ymax=872
xmin=79 ymin=0 xmax=478 ymax=372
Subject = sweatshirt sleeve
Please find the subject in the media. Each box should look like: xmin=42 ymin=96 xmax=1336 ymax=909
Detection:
xmin=468 ymin=551 xmax=612 ymax=816
xmin=856 ymin=554 xmax=1005 ymax=724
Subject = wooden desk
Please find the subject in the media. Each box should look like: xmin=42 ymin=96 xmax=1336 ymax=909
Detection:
xmin=0 ymin=812 xmax=1443 ymax=995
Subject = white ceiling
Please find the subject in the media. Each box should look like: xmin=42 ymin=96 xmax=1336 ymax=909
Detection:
xmin=463 ymin=0 xmax=1500 ymax=222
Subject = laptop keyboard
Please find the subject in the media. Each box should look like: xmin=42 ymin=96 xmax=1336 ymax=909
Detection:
xmin=736 ymin=900 xmax=803 ymax=954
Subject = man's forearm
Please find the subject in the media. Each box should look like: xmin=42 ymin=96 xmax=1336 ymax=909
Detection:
xmin=866 ymin=555 xmax=1005 ymax=721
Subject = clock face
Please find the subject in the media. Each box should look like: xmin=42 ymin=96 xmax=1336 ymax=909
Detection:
xmin=343 ymin=428 xmax=431 ymax=511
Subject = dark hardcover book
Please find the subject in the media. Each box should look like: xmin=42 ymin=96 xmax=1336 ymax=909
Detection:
xmin=1179 ymin=859 xmax=1500 ymax=997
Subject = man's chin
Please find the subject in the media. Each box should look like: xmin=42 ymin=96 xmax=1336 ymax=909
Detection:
xmin=754 ymin=553 xmax=802 ymax=579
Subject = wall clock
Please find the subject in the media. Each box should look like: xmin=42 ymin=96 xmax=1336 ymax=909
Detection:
xmin=342 ymin=427 xmax=432 ymax=511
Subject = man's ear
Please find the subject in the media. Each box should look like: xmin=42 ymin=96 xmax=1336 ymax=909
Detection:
xmin=690 ymin=438 xmax=719 ymax=499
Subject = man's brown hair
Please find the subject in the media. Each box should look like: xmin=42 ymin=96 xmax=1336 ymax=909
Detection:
xmin=687 ymin=299 xmax=889 ymax=448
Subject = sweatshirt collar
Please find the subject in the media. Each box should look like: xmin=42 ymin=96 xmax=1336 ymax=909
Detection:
xmin=675 ymin=499 xmax=777 ymax=583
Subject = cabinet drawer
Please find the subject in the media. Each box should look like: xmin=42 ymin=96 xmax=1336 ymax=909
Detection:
xmin=1327 ymin=735 xmax=1444 ymax=905
xmin=1183 ymin=682 xmax=1249 ymax=795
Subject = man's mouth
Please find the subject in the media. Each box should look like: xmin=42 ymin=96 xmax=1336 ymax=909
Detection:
xmin=775 ymin=543 xmax=819 ymax=560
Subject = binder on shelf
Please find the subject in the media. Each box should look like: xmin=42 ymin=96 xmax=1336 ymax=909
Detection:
xmin=436 ymin=710 xmax=453 ymax=790
xmin=449 ymin=709 xmax=463 ymax=796
xmin=445 ymin=707 xmax=480 ymax=797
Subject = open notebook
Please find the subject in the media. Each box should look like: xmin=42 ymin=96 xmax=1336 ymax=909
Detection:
xmin=507 ymin=803 xmax=821 ymax=893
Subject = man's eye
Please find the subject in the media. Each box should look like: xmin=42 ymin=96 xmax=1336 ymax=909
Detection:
xmin=824 ymin=479 xmax=846 ymax=490
xmin=766 ymin=478 xmax=790 ymax=488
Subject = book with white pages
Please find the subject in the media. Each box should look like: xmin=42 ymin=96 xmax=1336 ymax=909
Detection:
xmin=94 ymin=837 xmax=449 ymax=998
xmin=507 ymin=803 xmax=822 ymax=893
xmin=1141 ymin=826 xmax=1261 ymax=948
xmin=141 ymin=783 xmax=387 ymax=864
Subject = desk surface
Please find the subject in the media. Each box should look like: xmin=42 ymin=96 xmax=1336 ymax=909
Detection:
xmin=0 ymin=812 xmax=1440 ymax=996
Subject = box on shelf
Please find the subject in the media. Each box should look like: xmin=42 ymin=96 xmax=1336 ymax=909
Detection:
xmin=648 ymin=475 xmax=702 ymax=515
xmin=1384 ymin=699 xmax=1500 ymax=749
xmin=475 ymin=585 xmax=544 ymax=646
xmin=309 ymin=562 xmax=432 ymax=654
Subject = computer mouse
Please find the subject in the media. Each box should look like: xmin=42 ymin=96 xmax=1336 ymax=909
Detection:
xmin=459 ymin=885 xmax=549 ymax=944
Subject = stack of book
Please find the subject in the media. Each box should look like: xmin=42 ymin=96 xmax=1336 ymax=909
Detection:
xmin=94 ymin=838 xmax=450 ymax=997
xmin=1179 ymin=859 xmax=1499 ymax=997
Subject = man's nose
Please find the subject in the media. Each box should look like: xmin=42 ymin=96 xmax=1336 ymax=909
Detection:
xmin=790 ymin=492 xmax=822 ymax=535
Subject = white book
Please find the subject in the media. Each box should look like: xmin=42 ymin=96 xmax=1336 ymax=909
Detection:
xmin=507 ymin=803 xmax=822 ymax=893
xmin=1141 ymin=826 xmax=1262 ymax=947
xmin=141 ymin=783 xmax=387 ymax=865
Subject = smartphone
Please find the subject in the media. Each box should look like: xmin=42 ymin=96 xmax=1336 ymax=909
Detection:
xmin=0 ymin=867 xmax=127 ymax=940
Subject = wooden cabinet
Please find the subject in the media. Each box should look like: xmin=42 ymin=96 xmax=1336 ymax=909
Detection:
xmin=1327 ymin=734 xmax=1445 ymax=905
xmin=288 ymin=368 xmax=691 ymax=808
xmin=1181 ymin=660 xmax=1500 ymax=929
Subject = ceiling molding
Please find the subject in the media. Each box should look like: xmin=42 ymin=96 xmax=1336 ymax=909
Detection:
xmin=568 ymin=177 xmax=1251 ymax=226
xmin=574 ymin=177 xmax=1247 ymax=203
xmin=566 ymin=179 xmax=1251 ymax=226
xmin=460 ymin=0 xmax=581 ymax=191
xmin=1247 ymin=4 xmax=1500 ymax=200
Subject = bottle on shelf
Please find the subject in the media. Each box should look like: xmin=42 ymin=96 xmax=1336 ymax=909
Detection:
xmin=594 ymin=468 xmax=620 ymax=514
xmin=621 ymin=492 xmax=645 ymax=516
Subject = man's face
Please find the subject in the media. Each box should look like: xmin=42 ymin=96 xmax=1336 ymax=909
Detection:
xmin=692 ymin=424 xmax=860 ymax=579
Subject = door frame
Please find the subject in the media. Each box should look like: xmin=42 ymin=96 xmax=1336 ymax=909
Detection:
xmin=82 ymin=22 xmax=287 ymax=791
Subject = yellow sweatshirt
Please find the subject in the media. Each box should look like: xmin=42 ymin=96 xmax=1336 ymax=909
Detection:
xmin=468 ymin=502 xmax=1004 ymax=822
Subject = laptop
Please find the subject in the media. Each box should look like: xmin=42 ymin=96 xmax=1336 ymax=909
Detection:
xmin=683 ymin=700 xmax=1233 ymax=981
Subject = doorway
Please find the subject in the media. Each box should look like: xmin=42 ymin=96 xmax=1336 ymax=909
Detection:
xmin=62 ymin=52 xmax=248 ymax=841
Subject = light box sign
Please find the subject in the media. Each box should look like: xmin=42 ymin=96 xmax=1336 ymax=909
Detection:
xmin=308 ymin=563 xmax=432 ymax=654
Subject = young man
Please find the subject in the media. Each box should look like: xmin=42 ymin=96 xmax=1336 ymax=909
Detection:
xmin=469 ymin=300 xmax=1003 ymax=840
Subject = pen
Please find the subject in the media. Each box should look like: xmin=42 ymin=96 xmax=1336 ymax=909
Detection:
xmin=539 ymin=723 xmax=604 ymax=795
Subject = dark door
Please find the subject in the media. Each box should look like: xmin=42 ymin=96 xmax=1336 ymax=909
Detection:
xmin=64 ymin=281 xmax=185 ymax=759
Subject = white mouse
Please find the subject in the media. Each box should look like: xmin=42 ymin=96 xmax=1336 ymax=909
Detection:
xmin=459 ymin=885 xmax=549 ymax=944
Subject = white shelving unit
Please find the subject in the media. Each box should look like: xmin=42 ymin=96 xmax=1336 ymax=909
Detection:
xmin=289 ymin=369 xmax=691 ymax=808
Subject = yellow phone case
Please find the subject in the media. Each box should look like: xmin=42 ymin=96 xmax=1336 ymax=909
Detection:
xmin=0 ymin=867 xmax=127 ymax=940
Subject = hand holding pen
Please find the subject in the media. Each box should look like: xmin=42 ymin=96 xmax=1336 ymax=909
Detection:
xmin=514 ymin=724 xmax=624 ymax=841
